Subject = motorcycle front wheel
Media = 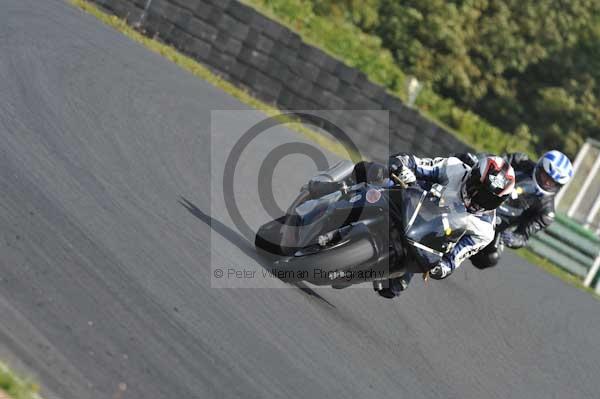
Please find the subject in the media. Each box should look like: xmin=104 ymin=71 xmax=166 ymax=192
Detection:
xmin=272 ymin=238 xmax=376 ymax=285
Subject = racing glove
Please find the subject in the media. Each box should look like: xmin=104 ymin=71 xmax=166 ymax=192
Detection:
xmin=390 ymin=164 xmax=416 ymax=185
xmin=430 ymin=262 xmax=453 ymax=280
xmin=501 ymin=231 xmax=526 ymax=249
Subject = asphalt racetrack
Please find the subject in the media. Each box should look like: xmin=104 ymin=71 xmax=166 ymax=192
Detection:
xmin=1 ymin=1 xmax=600 ymax=398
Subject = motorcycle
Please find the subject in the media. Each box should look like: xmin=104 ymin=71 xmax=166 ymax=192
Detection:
xmin=255 ymin=160 xmax=472 ymax=288
xmin=470 ymin=170 xmax=537 ymax=269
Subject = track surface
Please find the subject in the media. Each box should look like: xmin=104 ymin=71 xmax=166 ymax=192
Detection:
xmin=1 ymin=1 xmax=600 ymax=398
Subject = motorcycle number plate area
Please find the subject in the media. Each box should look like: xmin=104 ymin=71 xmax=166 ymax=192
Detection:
xmin=366 ymin=189 xmax=381 ymax=203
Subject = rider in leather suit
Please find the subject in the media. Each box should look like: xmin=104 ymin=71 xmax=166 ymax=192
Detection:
xmin=338 ymin=153 xmax=516 ymax=299
xmin=455 ymin=151 xmax=574 ymax=268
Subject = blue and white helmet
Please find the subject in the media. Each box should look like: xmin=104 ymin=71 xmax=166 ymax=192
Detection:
xmin=534 ymin=150 xmax=573 ymax=194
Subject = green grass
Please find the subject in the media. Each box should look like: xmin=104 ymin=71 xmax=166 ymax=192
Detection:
xmin=242 ymin=0 xmax=537 ymax=159
xmin=0 ymin=363 xmax=41 ymax=399
xmin=70 ymin=0 xmax=598 ymax=299
xmin=242 ymin=0 xmax=407 ymax=96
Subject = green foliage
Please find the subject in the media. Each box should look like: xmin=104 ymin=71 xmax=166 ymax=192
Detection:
xmin=311 ymin=0 xmax=380 ymax=31
xmin=243 ymin=0 xmax=536 ymax=157
xmin=375 ymin=0 xmax=600 ymax=156
xmin=0 ymin=362 xmax=40 ymax=399
xmin=244 ymin=0 xmax=406 ymax=92
xmin=516 ymin=20 xmax=600 ymax=155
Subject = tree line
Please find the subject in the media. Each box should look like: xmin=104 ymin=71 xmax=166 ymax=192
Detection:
xmin=311 ymin=0 xmax=600 ymax=156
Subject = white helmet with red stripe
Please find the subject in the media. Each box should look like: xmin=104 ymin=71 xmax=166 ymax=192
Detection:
xmin=461 ymin=156 xmax=515 ymax=213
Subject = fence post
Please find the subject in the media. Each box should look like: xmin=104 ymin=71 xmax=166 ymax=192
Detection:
xmin=584 ymin=253 xmax=600 ymax=288
xmin=556 ymin=141 xmax=590 ymax=207
xmin=567 ymin=153 xmax=600 ymax=218
xmin=585 ymin=193 xmax=600 ymax=229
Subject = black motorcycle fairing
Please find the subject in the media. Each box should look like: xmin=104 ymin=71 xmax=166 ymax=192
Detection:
xmin=401 ymin=188 xmax=469 ymax=252
xmin=290 ymin=184 xmax=388 ymax=250
xmin=258 ymin=176 xmax=473 ymax=285
xmin=395 ymin=186 xmax=470 ymax=272
xmin=309 ymin=160 xmax=355 ymax=184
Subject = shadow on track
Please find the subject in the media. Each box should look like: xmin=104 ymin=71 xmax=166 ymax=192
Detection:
xmin=179 ymin=197 xmax=336 ymax=308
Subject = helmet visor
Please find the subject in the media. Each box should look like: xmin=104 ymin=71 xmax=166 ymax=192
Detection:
xmin=462 ymin=180 xmax=508 ymax=213
xmin=535 ymin=166 xmax=561 ymax=193
xmin=466 ymin=188 xmax=507 ymax=212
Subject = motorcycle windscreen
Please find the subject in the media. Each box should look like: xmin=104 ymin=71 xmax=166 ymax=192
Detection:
xmin=400 ymin=187 xmax=427 ymax=231
xmin=310 ymin=160 xmax=355 ymax=183
xmin=404 ymin=193 xmax=469 ymax=253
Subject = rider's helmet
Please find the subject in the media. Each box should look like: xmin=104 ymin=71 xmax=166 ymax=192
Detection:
xmin=534 ymin=150 xmax=573 ymax=195
xmin=461 ymin=156 xmax=515 ymax=213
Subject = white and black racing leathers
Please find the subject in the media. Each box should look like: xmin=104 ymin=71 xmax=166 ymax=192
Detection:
xmin=454 ymin=152 xmax=556 ymax=249
xmin=384 ymin=154 xmax=496 ymax=289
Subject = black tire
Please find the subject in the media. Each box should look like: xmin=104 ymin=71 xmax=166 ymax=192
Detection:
xmin=470 ymin=251 xmax=498 ymax=269
xmin=272 ymin=238 xmax=376 ymax=285
xmin=470 ymin=239 xmax=501 ymax=270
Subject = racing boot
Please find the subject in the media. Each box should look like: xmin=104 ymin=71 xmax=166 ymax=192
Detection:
xmin=373 ymin=273 xmax=413 ymax=299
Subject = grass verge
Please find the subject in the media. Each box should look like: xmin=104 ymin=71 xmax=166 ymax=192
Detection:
xmin=70 ymin=0 xmax=596 ymax=298
xmin=242 ymin=0 xmax=537 ymax=158
xmin=0 ymin=363 xmax=41 ymax=399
